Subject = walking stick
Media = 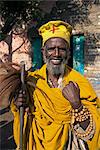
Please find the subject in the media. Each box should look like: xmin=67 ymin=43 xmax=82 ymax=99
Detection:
xmin=19 ymin=61 xmax=25 ymax=150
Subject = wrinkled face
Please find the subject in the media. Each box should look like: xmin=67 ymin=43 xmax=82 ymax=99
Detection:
xmin=42 ymin=38 xmax=70 ymax=76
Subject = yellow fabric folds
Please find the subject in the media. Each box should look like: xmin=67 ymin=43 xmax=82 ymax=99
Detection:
xmin=11 ymin=64 xmax=100 ymax=150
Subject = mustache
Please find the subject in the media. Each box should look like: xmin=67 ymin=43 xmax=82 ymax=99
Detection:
xmin=46 ymin=56 xmax=66 ymax=60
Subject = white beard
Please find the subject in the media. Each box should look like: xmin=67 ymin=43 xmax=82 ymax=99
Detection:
xmin=46 ymin=61 xmax=66 ymax=76
xmin=43 ymin=55 xmax=68 ymax=76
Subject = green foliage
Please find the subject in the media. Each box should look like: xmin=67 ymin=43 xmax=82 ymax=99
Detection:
xmin=0 ymin=1 xmax=42 ymax=35
xmin=0 ymin=0 xmax=92 ymax=39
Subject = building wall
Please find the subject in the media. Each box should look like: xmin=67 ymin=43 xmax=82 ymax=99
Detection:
xmin=0 ymin=3 xmax=100 ymax=97
xmin=83 ymin=5 xmax=100 ymax=97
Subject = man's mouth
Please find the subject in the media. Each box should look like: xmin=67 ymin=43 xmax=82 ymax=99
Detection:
xmin=50 ymin=58 xmax=63 ymax=65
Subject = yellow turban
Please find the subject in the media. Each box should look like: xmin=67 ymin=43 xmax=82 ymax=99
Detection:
xmin=39 ymin=20 xmax=72 ymax=47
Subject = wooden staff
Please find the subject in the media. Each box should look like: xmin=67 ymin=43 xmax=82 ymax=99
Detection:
xmin=19 ymin=61 xmax=25 ymax=150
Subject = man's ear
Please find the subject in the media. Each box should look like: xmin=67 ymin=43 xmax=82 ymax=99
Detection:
xmin=67 ymin=49 xmax=71 ymax=61
xmin=41 ymin=47 xmax=45 ymax=55
xmin=41 ymin=46 xmax=47 ymax=63
xmin=68 ymin=49 xmax=71 ymax=58
xmin=41 ymin=47 xmax=44 ymax=53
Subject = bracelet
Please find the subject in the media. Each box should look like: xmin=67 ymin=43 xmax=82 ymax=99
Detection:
xmin=71 ymin=105 xmax=90 ymax=123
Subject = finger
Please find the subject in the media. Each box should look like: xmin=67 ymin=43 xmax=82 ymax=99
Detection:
xmin=18 ymin=92 xmax=26 ymax=99
xmin=16 ymin=99 xmax=26 ymax=103
xmin=23 ymin=90 xmax=26 ymax=94
xmin=69 ymin=81 xmax=79 ymax=90
xmin=63 ymin=84 xmax=73 ymax=93
xmin=19 ymin=90 xmax=26 ymax=95
xmin=62 ymin=87 xmax=70 ymax=97
xmin=18 ymin=93 xmax=23 ymax=98
xmin=18 ymin=95 xmax=26 ymax=100
xmin=16 ymin=102 xmax=28 ymax=108
xmin=72 ymin=82 xmax=79 ymax=88
xmin=14 ymin=101 xmax=22 ymax=108
xmin=19 ymin=90 xmax=22 ymax=94
xmin=69 ymin=81 xmax=78 ymax=87
xmin=25 ymin=107 xmax=30 ymax=112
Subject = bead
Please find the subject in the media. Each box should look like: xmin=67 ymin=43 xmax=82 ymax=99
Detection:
xmin=80 ymin=110 xmax=84 ymax=114
xmin=75 ymin=113 xmax=78 ymax=117
xmin=71 ymin=115 xmax=75 ymax=124
xmin=75 ymin=109 xmax=78 ymax=113
xmin=71 ymin=105 xmax=93 ymax=124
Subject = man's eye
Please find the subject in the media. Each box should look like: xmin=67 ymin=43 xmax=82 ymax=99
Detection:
xmin=47 ymin=48 xmax=55 ymax=51
xmin=46 ymin=47 xmax=67 ymax=52
xmin=59 ymin=48 xmax=66 ymax=51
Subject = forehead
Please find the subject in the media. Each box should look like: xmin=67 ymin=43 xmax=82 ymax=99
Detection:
xmin=44 ymin=37 xmax=68 ymax=47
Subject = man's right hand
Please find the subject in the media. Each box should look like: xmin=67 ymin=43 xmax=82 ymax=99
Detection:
xmin=14 ymin=90 xmax=27 ymax=109
xmin=14 ymin=90 xmax=32 ymax=115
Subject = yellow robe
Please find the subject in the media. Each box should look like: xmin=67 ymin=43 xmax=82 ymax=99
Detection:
xmin=11 ymin=64 xmax=100 ymax=150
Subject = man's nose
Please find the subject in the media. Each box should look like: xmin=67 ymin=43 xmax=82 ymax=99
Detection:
xmin=55 ymin=47 xmax=59 ymax=56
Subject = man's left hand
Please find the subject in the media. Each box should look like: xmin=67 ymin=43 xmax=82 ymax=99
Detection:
xmin=62 ymin=81 xmax=82 ymax=109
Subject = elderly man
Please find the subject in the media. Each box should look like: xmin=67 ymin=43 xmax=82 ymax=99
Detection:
xmin=11 ymin=21 xmax=100 ymax=150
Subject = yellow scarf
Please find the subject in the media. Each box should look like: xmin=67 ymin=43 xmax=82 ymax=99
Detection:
xmin=11 ymin=64 xmax=100 ymax=150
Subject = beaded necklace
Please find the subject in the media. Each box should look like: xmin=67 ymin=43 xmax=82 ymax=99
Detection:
xmin=48 ymin=76 xmax=63 ymax=88
xmin=48 ymin=78 xmax=57 ymax=88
